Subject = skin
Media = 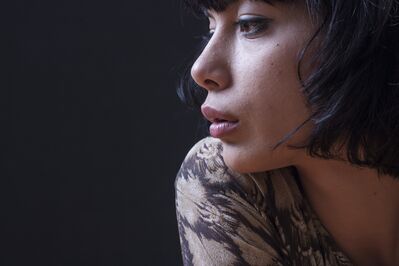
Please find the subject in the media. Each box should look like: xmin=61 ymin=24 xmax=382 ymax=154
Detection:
xmin=190 ymin=0 xmax=399 ymax=265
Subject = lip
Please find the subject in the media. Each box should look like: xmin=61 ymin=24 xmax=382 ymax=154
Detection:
xmin=201 ymin=106 xmax=238 ymax=123
xmin=201 ymin=105 xmax=239 ymax=138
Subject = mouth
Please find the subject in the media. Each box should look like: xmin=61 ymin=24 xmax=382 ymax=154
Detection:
xmin=201 ymin=106 xmax=239 ymax=123
xmin=201 ymin=105 xmax=239 ymax=138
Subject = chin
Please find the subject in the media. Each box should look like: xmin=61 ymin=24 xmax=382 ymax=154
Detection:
xmin=221 ymin=145 xmax=263 ymax=174
xmin=220 ymin=141 xmax=292 ymax=174
xmin=222 ymin=157 xmax=251 ymax=174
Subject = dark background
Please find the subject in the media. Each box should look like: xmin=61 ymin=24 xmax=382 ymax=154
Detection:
xmin=1 ymin=1 xmax=208 ymax=265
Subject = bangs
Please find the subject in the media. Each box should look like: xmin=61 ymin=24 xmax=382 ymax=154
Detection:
xmin=183 ymin=0 xmax=237 ymax=14
xmin=183 ymin=0 xmax=283 ymax=15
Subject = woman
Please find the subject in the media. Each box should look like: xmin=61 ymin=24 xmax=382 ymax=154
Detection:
xmin=175 ymin=0 xmax=399 ymax=265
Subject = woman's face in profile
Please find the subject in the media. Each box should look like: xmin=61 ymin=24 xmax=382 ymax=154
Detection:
xmin=191 ymin=0 xmax=317 ymax=173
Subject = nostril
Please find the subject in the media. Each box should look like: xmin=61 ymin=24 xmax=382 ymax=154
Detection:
xmin=204 ymin=79 xmax=219 ymax=88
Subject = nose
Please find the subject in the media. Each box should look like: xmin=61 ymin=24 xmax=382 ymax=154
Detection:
xmin=190 ymin=35 xmax=231 ymax=92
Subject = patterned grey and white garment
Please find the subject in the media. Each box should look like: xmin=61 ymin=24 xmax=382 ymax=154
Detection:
xmin=175 ymin=137 xmax=353 ymax=266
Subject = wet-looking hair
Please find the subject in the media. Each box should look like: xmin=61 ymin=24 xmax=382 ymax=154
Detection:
xmin=178 ymin=0 xmax=399 ymax=179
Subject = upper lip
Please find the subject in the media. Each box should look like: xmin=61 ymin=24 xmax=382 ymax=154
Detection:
xmin=201 ymin=105 xmax=239 ymax=123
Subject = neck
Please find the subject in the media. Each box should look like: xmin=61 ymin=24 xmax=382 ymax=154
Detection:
xmin=294 ymin=156 xmax=399 ymax=266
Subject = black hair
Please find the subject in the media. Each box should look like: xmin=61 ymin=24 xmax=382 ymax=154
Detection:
xmin=178 ymin=0 xmax=399 ymax=179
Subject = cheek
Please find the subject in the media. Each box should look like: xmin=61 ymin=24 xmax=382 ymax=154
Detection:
xmin=244 ymin=46 xmax=307 ymax=129
xmin=225 ymin=46 xmax=311 ymax=172
xmin=244 ymin=42 xmax=301 ymax=97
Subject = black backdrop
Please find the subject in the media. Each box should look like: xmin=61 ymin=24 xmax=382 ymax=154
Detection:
xmin=1 ymin=1 xmax=208 ymax=265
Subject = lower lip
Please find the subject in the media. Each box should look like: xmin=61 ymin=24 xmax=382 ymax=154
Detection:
xmin=209 ymin=121 xmax=239 ymax=138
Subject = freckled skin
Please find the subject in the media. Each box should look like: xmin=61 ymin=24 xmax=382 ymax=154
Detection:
xmin=190 ymin=1 xmax=399 ymax=265
xmin=191 ymin=0 xmax=315 ymax=173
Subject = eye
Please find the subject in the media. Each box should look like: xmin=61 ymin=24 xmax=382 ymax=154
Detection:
xmin=236 ymin=16 xmax=271 ymax=37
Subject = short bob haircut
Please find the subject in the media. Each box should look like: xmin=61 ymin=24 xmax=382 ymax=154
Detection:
xmin=178 ymin=0 xmax=399 ymax=179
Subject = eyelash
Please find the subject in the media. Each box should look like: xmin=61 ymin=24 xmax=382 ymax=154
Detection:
xmin=204 ymin=17 xmax=270 ymax=41
xmin=235 ymin=17 xmax=270 ymax=37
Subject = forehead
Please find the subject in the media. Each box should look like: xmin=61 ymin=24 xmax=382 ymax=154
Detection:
xmin=184 ymin=0 xmax=292 ymax=15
